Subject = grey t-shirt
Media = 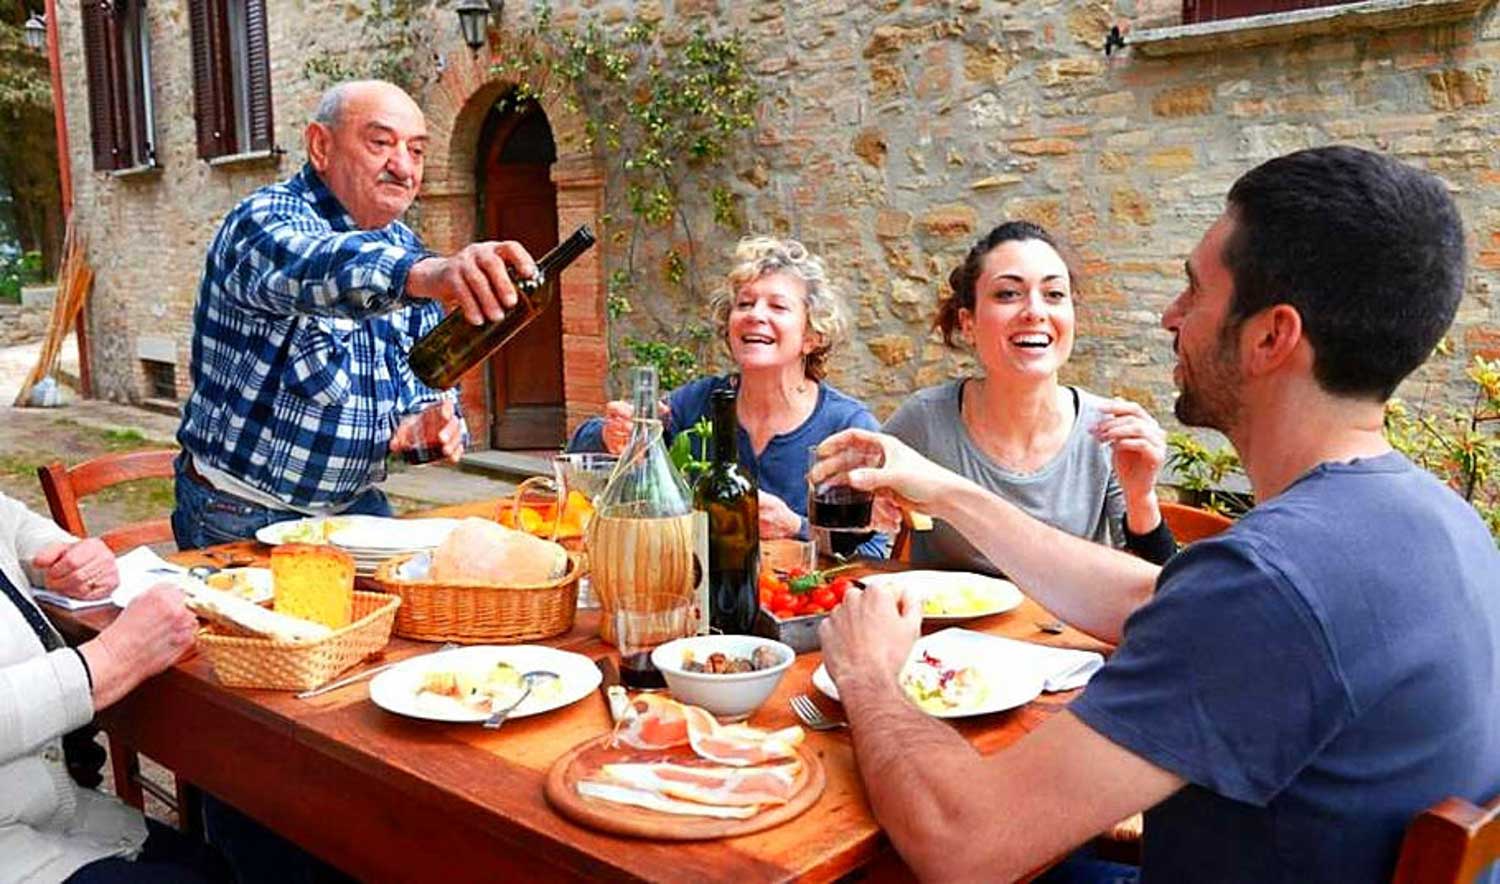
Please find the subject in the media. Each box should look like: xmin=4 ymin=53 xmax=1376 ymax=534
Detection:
xmin=883 ymin=379 xmax=1125 ymax=575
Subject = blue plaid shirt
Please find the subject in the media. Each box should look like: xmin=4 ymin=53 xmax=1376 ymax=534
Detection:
xmin=177 ymin=163 xmax=464 ymax=510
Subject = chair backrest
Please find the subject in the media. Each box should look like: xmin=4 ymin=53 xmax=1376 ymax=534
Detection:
xmin=38 ymin=448 xmax=179 ymax=553
xmin=1392 ymin=794 xmax=1500 ymax=884
xmin=1159 ymin=501 xmax=1234 ymax=545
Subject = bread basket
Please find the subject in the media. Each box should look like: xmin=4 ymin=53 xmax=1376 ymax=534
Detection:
xmin=197 ymin=591 xmax=400 ymax=690
xmin=371 ymin=551 xmax=580 ymax=644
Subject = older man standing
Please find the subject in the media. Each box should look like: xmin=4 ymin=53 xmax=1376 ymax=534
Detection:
xmin=173 ymin=80 xmax=535 ymax=549
xmin=812 ymin=147 xmax=1499 ymax=883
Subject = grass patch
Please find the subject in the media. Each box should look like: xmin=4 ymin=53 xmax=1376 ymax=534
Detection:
xmin=0 ymin=453 xmax=40 ymax=479
xmin=100 ymin=427 xmax=150 ymax=450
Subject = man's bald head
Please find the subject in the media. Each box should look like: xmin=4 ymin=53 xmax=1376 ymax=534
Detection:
xmin=304 ymin=80 xmax=428 ymax=229
xmin=311 ymin=80 xmax=420 ymax=131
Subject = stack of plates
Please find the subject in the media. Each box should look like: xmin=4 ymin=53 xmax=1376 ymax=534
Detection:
xmin=329 ymin=517 xmax=462 ymax=577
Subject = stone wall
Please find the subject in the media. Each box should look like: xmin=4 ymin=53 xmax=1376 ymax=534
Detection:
xmin=0 ymin=303 xmax=54 ymax=347
xmin=55 ymin=0 xmax=1500 ymax=434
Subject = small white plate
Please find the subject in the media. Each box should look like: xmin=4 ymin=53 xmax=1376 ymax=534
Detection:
xmin=196 ymin=567 xmax=274 ymax=605
xmin=859 ymin=570 xmax=1025 ymax=623
xmin=255 ymin=515 xmax=384 ymax=547
xmin=812 ymin=630 xmax=1044 ymax=719
xmin=369 ymin=645 xmax=601 ymax=723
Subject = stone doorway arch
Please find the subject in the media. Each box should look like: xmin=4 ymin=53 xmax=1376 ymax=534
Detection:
xmin=418 ymin=55 xmax=607 ymax=448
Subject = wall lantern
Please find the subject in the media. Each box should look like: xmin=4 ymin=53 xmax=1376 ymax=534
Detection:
xmin=455 ymin=1 xmax=495 ymax=52
xmin=23 ymin=12 xmax=47 ymax=53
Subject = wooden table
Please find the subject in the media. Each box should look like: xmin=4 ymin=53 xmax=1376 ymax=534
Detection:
xmin=47 ymin=508 xmax=1110 ymax=883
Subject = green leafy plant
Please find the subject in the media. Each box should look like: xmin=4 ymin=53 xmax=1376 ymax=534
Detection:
xmin=1385 ymin=355 xmax=1500 ymax=541
xmin=0 ymin=249 xmax=43 ymax=302
xmin=620 ymin=338 xmax=701 ymax=392
xmin=668 ymin=416 xmax=712 ymax=480
xmin=304 ymin=0 xmax=439 ymax=93
xmin=492 ymin=6 xmax=759 ymax=392
xmin=1165 ymin=432 xmax=1253 ymax=518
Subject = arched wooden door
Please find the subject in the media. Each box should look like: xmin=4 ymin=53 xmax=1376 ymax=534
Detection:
xmin=476 ymin=100 xmax=563 ymax=449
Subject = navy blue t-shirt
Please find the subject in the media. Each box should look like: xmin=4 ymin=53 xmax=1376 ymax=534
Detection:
xmin=1071 ymin=452 xmax=1500 ymax=883
xmin=569 ymin=374 xmax=887 ymax=557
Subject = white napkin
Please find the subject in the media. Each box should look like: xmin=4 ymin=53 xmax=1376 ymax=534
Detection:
xmin=926 ymin=627 xmax=1104 ymax=692
xmin=111 ymin=547 xmax=202 ymax=608
xmin=31 ymin=589 xmax=115 ymax=611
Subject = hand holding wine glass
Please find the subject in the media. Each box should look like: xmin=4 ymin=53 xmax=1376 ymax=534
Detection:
xmin=808 ymin=429 xmax=959 ymax=514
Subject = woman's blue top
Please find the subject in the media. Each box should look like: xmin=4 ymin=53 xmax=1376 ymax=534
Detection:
xmin=567 ymin=374 xmax=888 ymax=557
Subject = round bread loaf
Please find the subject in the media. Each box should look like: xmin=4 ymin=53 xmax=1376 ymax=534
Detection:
xmin=429 ymin=517 xmax=568 ymax=585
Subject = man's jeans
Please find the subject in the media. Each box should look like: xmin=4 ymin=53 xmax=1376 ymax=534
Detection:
xmin=170 ymin=453 xmax=391 ymax=550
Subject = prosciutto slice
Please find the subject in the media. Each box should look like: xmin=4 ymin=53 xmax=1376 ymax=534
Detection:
xmin=576 ymin=780 xmax=757 ymax=819
xmin=600 ymin=761 xmax=800 ymax=807
xmin=611 ymin=694 xmax=690 ymax=750
xmin=612 ymin=695 xmax=803 ymax=767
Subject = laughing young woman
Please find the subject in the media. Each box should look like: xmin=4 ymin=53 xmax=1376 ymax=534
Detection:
xmin=570 ymin=236 xmax=885 ymax=557
xmin=883 ymin=221 xmax=1176 ymax=572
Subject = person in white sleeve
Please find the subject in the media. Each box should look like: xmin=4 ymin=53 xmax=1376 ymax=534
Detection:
xmin=0 ymin=491 xmax=210 ymax=883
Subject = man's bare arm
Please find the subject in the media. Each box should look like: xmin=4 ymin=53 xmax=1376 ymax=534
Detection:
xmin=814 ymin=429 xmax=1159 ymax=643
xmin=840 ymin=673 xmax=1183 ymax=882
xmin=936 ymin=478 xmax=1159 ymax=644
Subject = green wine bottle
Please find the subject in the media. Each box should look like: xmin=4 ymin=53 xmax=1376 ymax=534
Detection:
xmin=408 ymin=225 xmax=596 ymax=389
xmin=694 ymin=387 xmax=760 ymax=635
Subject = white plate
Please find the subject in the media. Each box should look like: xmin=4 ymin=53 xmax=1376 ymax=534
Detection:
xmin=812 ymin=630 xmax=1045 ymax=719
xmin=255 ymin=515 xmax=385 ymax=546
xmin=331 ymin=518 xmax=460 ymax=552
xmin=858 ymin=570 xmax=1025 ymax=623
xmin=196 ymin=567 xmax=274 ymax=605
xmin=369 ymin=645 xmax=601 ymax=723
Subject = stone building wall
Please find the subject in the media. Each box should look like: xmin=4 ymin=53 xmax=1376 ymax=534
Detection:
xmin=55 ymin=0 xmax=1500 ymax=435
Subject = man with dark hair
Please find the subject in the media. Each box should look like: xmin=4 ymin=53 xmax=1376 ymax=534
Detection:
xmin=811 ymin=146 xmax=1499 ymax=883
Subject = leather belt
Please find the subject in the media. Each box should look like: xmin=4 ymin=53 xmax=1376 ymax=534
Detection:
xmin=181 ymin=456 xmax=212 ymax=488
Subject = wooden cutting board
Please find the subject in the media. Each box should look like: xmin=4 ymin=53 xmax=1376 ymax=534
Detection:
xmin=544 ymin=734 xmax=825 ymax=840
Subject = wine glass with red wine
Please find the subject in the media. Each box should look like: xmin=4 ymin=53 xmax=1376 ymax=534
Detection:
xmin=806 ymin=445 xmax=875 ymax=558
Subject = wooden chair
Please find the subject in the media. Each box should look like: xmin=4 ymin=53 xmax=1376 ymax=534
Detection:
xmin=38 ymin=448 xmax=179 ymax=552
xmin=1393 ymin=795 xmax=1500 ymax=884
xmin=36 ymin=448 xmax=188 ymax=823
xmin=1159 ymin=501 xmax=1234 ymax=545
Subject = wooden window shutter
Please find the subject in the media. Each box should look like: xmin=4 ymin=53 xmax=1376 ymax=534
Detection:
xmin=188 ymin=0 xmax=227 ymax=158
xmin=81 ymin=0 xmax=120 ymax=170
xmin=103 ymin=1 xmax=133 ymax=166
xmin=243 ymin=0 xmax=273 ymax=152
xmin=121 ymin=0 xmax=151 ymax=167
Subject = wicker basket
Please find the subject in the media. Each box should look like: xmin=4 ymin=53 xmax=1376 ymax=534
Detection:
xmin=197 ymin=591 xmax=400 ymax=691
xmin=371 ymin=551 xmax=580 ymax=644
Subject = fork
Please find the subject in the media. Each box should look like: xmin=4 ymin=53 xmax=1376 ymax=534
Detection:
xmin=790 ymin=693 xmax=848 ymax=731
xmin=296 ymin=641 xmax=459 ymax=699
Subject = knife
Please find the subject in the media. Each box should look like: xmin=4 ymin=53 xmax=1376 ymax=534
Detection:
xmin=595 ymin=656 xmax=630 ymax=723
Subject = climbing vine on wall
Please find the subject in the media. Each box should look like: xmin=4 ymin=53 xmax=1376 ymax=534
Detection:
xmin=304 ymin=0 xmax=440 ymax=95
xmin=491 ymin=6 xmax=761 ymax=391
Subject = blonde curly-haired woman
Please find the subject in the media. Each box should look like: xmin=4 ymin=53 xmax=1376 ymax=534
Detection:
xmin=570 ymin=236 xmax=885 ymax=556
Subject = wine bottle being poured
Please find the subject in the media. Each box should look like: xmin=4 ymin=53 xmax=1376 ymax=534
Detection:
xmin=408 ymin=225 xmax=597 ymax=389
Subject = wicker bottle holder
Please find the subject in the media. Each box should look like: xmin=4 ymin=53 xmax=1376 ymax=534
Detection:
xmin=371 ymin=551 xmax=581 ymax=644
xmin=197 ymin=591 xmax=401 ymax=691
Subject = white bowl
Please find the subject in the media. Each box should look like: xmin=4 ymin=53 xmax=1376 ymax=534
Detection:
xmin=651 ymin=635 xmax=796 ymax=722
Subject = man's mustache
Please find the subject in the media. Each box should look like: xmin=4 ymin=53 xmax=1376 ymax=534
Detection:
xmin=378 ymin=171 xmax=414 ymax=188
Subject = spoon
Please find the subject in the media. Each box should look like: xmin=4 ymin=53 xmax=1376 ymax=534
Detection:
xmin=482 ymin=670 xmax=559 ymax=730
